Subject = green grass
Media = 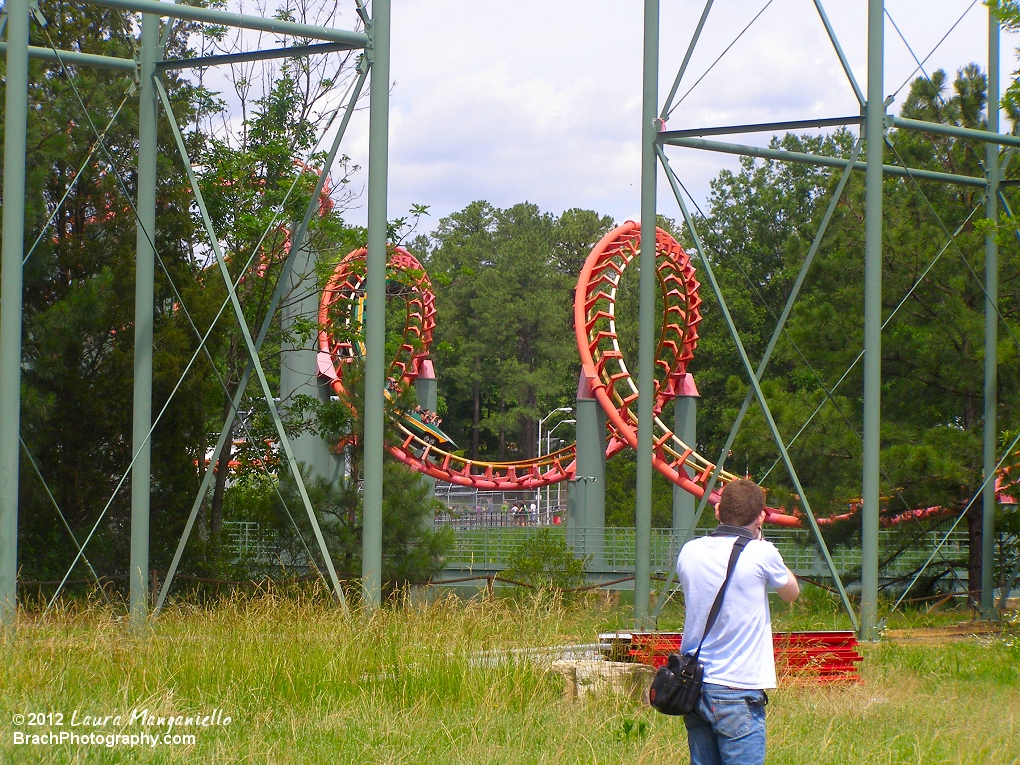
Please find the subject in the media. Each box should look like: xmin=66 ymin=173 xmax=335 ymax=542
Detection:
xmin=1 ymin=588 xmax=1018 ymax=764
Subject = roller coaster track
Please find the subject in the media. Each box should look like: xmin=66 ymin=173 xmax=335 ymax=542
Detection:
xmin=316 ymin=224 xmax=1017 ymax=529
xmin=574 ymin=221 xmax=739 ymax=506
xmin=317 ymin=223 xmax=748 ymax=502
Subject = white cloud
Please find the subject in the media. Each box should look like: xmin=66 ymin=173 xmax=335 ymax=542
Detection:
xmin=328 ymin=0 xmax=1018 ymax=232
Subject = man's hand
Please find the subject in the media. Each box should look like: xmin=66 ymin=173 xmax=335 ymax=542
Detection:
xmin=776 ymin=566 xmax=800 ymax=603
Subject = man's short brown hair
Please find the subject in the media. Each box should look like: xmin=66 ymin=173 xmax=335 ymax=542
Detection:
xmin=718 ymin=479 xmax=765 ymax=527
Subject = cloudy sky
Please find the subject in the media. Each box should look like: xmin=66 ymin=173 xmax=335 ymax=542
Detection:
xmin=326 ymin=0 xmax=1017 ymax=232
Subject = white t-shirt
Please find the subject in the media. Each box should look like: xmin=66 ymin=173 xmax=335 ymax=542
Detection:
xmin=676 ymin=534 xmax=790 ymax=689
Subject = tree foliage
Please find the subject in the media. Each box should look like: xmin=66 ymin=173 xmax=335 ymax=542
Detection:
xmin=10 ymin=2 xmax=219 ymax=580
xmin=274 ymin=460 xmax=452 ymax=590
xmin=415 ymin=203 xmax=610 ymax=461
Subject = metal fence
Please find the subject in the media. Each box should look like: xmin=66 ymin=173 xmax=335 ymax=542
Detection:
xmin=444 ymin=526 xmax=973 ymax=579
xmin=434 ymin=484 xmax=539 ymax=509
xmin=223 ymin=518 xmax=974 ymax=581
xmin=223 ymin=521 xmax=279 ymax=566
xmin=435 ymin=508 xmax=562 ymax=528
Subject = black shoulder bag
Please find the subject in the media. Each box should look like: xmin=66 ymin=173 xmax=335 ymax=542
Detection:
xmin=648 ymin=526 xmax=754 ymax=716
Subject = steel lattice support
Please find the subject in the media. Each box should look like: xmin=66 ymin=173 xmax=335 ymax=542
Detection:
xmin=649 ymin=138 xmax=864 ymax=630
xmin=0 ymin=0 xmax=1010 ymax=633
xmin=651 ymin=0 xmax=1010 ymax=637
xmin=0 ymin=0 xmax=369 ymax=625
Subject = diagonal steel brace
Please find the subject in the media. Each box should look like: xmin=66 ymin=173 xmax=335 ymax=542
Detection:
xmin=153 ymin=66 xmax=368 ymax=615
xmin=153 ymin=65 xmax=369 ymax=616
xmin=813 ymin=0 xmax=865 ymax=107
xmin=651 ymin=140 xmax=863 ymax=624
xmin=154 ymin=77 xmax=350 ymax=608
xmin=657 ymin=148 xmax=859 ymax=631
xmin=659 ymin=0 xmax=713 ymax=121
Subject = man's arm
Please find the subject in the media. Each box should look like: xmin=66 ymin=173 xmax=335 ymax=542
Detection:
xmin=776 ymin=566 xmax=800 ymax=603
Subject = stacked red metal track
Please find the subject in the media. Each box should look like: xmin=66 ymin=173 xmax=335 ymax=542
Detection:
xmin=318 ymin=245 xmax=437 ymax=388
xmin=604 ymin=631 xmax=863 ymax=683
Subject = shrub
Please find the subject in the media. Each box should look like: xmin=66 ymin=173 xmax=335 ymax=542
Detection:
xmin=503 ymin=529 xmax=591 ymax=591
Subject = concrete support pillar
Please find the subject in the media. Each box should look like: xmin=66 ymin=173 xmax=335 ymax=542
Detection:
xmin=280 ymin=239 xmax=341 ymax=484
xmin=575 ymin=374 xmax=606 ymax=566
xmin=566 ymin=479 xmax=579 ymax=550
xmin=672 ymin=375 xmax=700 ymax=550
xmin=415 ymin=360 xmax=438 ymax=512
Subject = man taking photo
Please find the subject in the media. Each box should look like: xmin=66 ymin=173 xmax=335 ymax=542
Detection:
xmin=676 ymin=478 xmax=800 ymax=765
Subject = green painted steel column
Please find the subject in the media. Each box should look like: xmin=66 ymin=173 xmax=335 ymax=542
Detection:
xmin=861 ymin=0 xmax=884 ymax=641
xmin=982 ymin=10 xmax=1000 ymax=619
xmin=0 ymin=0 xmax=30 ymax=627
xmin=129 ymin=13 xmax=159 ymax=626
xmin=634 ymin=0 xmax=659 ymax=627
xmin=363 ymin=0 xmax=390 ymax=609
xmin=672 ymin=378 xmax=698 ymax=544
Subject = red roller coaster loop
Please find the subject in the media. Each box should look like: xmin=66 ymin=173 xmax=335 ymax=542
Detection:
xmin=318 ymin=244 xmax=577 ymax=489
xmin=574 ymin=222 xmax=741 ymax=509
xmin=316 ymin=224 xmax=752 ymax=502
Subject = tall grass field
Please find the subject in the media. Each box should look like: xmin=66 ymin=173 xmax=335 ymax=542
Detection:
xmin=1 ymin=587 xmax=1018 ymax=764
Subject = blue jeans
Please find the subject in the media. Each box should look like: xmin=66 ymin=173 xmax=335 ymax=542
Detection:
xmin=683 ymin=683 xmax=767 ymax=765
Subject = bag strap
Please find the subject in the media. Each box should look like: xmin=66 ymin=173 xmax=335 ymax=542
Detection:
xmin=692 ymin=535 xmax=751 ymax=660
xmin=712 ymin=524 xmax=757 ymax=540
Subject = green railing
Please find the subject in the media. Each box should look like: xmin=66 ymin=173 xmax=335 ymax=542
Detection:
xmin=444 ymin=526 xmax=972 ymax=578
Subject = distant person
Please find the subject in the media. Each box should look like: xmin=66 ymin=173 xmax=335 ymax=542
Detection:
xmin=676 ymin=479 xmax=800 ymax=765
xmin=529 ymin=502 xmax=537 ymax=526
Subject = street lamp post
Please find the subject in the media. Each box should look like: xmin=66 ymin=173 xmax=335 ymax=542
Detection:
xmin=546 ymin=419 xmax=575 ymax=523
xmin=547 ymin=439 xmax=562 ymax=524
xmin=538 ymin=407 xmax=573 ymax=519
